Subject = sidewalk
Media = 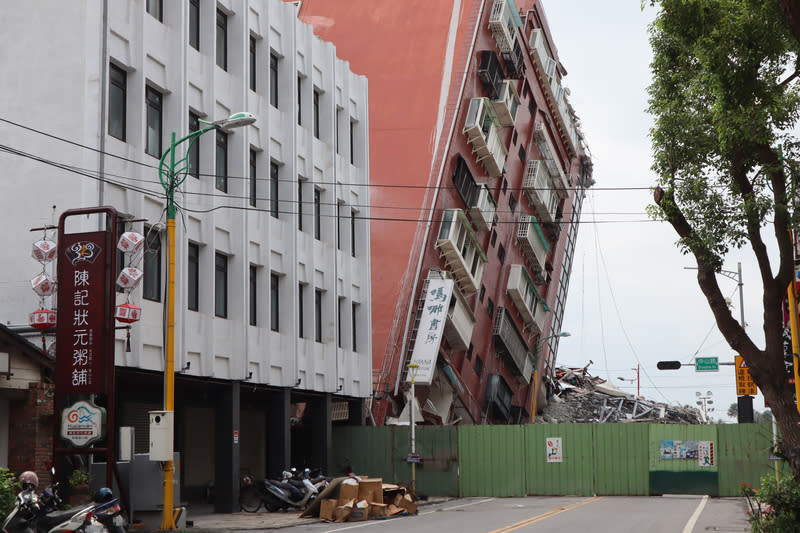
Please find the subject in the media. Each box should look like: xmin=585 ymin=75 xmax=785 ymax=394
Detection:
xmin=137 ymin=498 xmax=450 ymax=532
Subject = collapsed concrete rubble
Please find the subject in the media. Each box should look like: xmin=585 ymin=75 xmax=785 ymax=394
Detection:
xmin=536 ymin=365 xmax=704 ymax=424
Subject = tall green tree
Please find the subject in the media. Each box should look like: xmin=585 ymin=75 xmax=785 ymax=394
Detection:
xmin=647 ymin=0 xmax=800 ymax=476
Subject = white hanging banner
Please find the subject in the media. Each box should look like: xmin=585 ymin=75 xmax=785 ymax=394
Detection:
xmin=406 ymin=279 xmax=454 ymax=385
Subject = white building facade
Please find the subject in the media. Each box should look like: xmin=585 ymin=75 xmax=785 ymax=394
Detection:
xmin=0 ymin=0 xmax=370 ymax=508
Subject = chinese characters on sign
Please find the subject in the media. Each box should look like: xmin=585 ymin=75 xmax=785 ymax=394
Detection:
xmin=56 ymin=233 xmax=108 ymax=395
xmin=698 ymin=441 xmax=715 ymax=467
xmin=546 ymin=438 xmax=562 ymax=463
xmin=735 ymin=355 xmax=757 ymax=396
xmin=406 ymin=278 xmax=454 ymax=385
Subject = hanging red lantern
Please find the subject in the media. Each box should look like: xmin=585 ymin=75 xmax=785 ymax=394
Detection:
xmin=29 ymin=309 xmax=56 ymax=329
xmin=115 ymin=303 xmax=141 ymax=323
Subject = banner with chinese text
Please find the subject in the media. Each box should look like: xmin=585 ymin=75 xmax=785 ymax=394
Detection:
xmin=406 ymin=278 xmax=454 ymax=385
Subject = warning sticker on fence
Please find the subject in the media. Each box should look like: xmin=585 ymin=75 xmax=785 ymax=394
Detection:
xmin=546 ymin=437 xmax=562 ymax=463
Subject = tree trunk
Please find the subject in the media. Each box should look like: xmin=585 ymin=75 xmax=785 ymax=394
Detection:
xmin=760 ymin=376 xmax=800 ymax=477
xmin=779 ymin=0 xmax=800 ymax=47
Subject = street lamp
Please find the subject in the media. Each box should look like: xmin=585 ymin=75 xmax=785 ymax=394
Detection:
xmin=406 ymin=363 xmax=420 ymax=496
xmin=617 ymin=364 xmax=640 ymax=397
xmin=529 ymin=331 xmax=571 ymax=422
xmin=157 ymin=112 xmax=256 ymax=530
xmin=696 ymin=391 xmax=714 ymax=423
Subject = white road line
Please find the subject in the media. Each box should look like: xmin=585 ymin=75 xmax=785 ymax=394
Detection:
xmin=682 ymin=495 xmax=709 ymax=533
xmin=421 ymin=498 xmax=495 ymax=514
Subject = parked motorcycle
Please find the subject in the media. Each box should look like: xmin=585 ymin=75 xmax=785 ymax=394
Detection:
xmin=2 ymin=471 xmax=126 ymax=533
xmin=239 ymin=468 xmax=329 ymax=512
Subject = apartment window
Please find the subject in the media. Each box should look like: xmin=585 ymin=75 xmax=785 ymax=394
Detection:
xmin=502 ymin=178 xmax=508 ymax=193
xmin=315 ymin=288 xmax=323 ymax=342
xmin=216 ymin=9 xmax=227 ymax=70
xmin=189 ymin=0 xmax=199 ymax=50
xmin=313 ymin=89 xmax=321 ymax=139
xmin=188 ymin=111 xmax=200 ymax=179
xmin=187 ymin=242 xmax=199 ymax=311
xmin=479 ymin=285 xmax=485 ymax=303
xmin=490 ymin=229 xmax=497 ymax=247
xmin=352 ymin=302 xmax=358 ymax=352
xmin=336 ymin=203 xmax=342 ymax=250
xmin=498 ymin=244 xmax=506 ymax=265
xmin=314 ymin=188 xmax=321 ymax=240
xmin=215 ymin=253 xmax=228 ymax=318
xmin=249 ymin=36 xmax=256 ymax=91
xmin=145 ymin=86 xmax=162 ymax=158
xmin=509 ymin=193 xmax=517 ymax=213
xmin=350 ymin=209 xmax=357 ymax=257
xmin=143 ymin=227 xmax=161 ymax=301
xmin=487 ymin=298 xmax=494 ymax=319
xmin=215 ymin=130 xmax=227 ymax=192
xmin=467 ymin=343 xmax=474 ymax=361
xmin=249 ymin=149 xmax=257 ymax=207
xmin=338 ymin=297 xmax=345 ymax=348
xmin=108 ymin=64 xmax=126 ymax=141
xmin=512 ymin=130 xmax=518 ymax=145
xmin=298 ymin=180 xmax=304 ymax=231
xmin=298 ymin=284 xmax=305 ymax=338
xmin=249 ymin=265 xmax=257 ymax=326
xmin=335 ymin=108 xmax=341 ymax=153
xmin=270 ymin=53 xmax=278 ymax=108
xmin=474 ymin=355 xmax=484 ymax=377
xmin=518 ymin=145 xmax=526 ymax=163
xmin=270 ymin=273 xmax=279 ymax=331
xmin=297 ymin=75 xmax=302 ymax=125
xmin=349 ymin=119 xmax=356 ymax=164
xmin=146 ymin=0 xmax=162 ymax=21
xmin=270 ymin=162 xmax=279 ymax=218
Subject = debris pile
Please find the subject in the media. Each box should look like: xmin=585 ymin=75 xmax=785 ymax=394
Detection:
xmin=536 ymin=365 xmax=704 ymax=424
xmin=301 ymin=476 xmax=417 ymax=522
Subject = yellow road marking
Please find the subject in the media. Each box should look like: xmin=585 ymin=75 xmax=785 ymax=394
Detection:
xmin=489 ymin=496 xmax=603 ymax=533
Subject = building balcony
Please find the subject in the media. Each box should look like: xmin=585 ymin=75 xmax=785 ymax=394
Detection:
xmin=501 ymin=39 xmax=525 ymax=79
xmin=491 ymin=80 xmax=520 ymax=127
xmin=517 ymin=215 xmax=550 ymax=275
xmin=493 ymin=306 xmax=533 ymax=383
xmin=507 ymin=264 xmax=549 ymax=334
xmin=534 ymin=122 xmax=570 ymax=194
xmin=467 ymin=183 xmax=496 ymax=232
xmin=523 ymin=159 xmax=558 ymax=222
xmin=443 ymin=284 xmax=476 ymax=351
xmin=485 ymin=373 xmax=513 ymax=421
xmin=435 ymin=209 xmax=487 ymax=296
xmin=478 ymin=50 xmax=505 ymax=100
xmin=529 ymin=28 xmax=580 ymax=158
xmin=489 ymin=0 xmax=522 ymax=53
xmin=463 ymin=98 xmax=508 ymax=177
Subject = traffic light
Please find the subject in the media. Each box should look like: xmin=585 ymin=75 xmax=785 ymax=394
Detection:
xmin=657 ymin=361 xmax=682 ymax=370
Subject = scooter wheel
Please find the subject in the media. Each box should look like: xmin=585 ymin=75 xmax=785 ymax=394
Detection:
xmin=239 ymin=485 xmax=262 ymax=513
xmin=264 ymin=494 xmax=282 ymax=512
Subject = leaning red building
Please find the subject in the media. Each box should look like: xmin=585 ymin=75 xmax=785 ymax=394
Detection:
xmin=294 ymin=0 xmax=593 ymax=424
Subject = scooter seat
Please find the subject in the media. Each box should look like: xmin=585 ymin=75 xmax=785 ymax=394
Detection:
xmin=38 ymin=504 xmax=93 ymax=530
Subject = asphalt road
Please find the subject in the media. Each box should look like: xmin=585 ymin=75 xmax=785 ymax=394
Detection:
xmin=287 ymin=495 xmax=750 ymax=533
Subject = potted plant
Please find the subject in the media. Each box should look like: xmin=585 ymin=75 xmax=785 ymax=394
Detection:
xmin=68 ymin=469 xmax=91 ymax=505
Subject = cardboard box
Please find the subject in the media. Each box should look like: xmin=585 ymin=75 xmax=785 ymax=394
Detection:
xmin=348 ymin=501 xmax=370 ymax=522
xmin=320 ymin=499 xmax=338 ymax=521
xmin=395 ymin=493 xmax=417 ymax=515
xmin=369 ymin=502 xmax=388 ymax=518
xmin=338 ymin=482 xmax=359 ymax=504
xmin=386 ymin=503 xmax=406 ymax=516
xmin=333 ymin=505 xmax=352 ymax=523
xmin=357 ymin=478 xmax=383 ymax=502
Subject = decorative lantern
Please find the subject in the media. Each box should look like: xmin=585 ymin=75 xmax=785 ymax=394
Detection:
xmin=117 ymin=232 xmax=145 ymax=254
xmin=115 ymin=303 xmax=141 ymax=323
xmin=116 ymin=267 xmax=143 ymax=290
xmin=30 ymin=273 xmax=56 ymax=297
xmin=31 ymin=239 xmax=57 ymax=263
xmin=29 ymin=309 xmax=56 ymax=329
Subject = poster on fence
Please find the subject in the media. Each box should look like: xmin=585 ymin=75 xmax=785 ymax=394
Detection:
xmin=698 ymin=441 xmax=715 ymax=467
xmin=546 ymin=437 xmax=562 ymax=463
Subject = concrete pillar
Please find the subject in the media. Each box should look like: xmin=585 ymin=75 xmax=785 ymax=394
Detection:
xmin=214 ymin=381 xmax=240 ymax=513
xmin=311 ymin=393 xmax=332 ymax=474
xmin=267 ymin=388 xmax=291 ymax=477
xmin=348 ymin=398 xmax=365 ymax=426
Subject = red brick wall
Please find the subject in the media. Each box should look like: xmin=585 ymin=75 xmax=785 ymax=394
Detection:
xmin=8 ymin=383 xmax=54 ymax=483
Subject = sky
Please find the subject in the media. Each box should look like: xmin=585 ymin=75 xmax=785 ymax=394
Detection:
xmin=542 ymin=1 xmax=767 ymax=420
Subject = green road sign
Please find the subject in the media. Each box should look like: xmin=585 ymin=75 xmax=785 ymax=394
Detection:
xmin=696 ymin=356 xmax=719 ymax=372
